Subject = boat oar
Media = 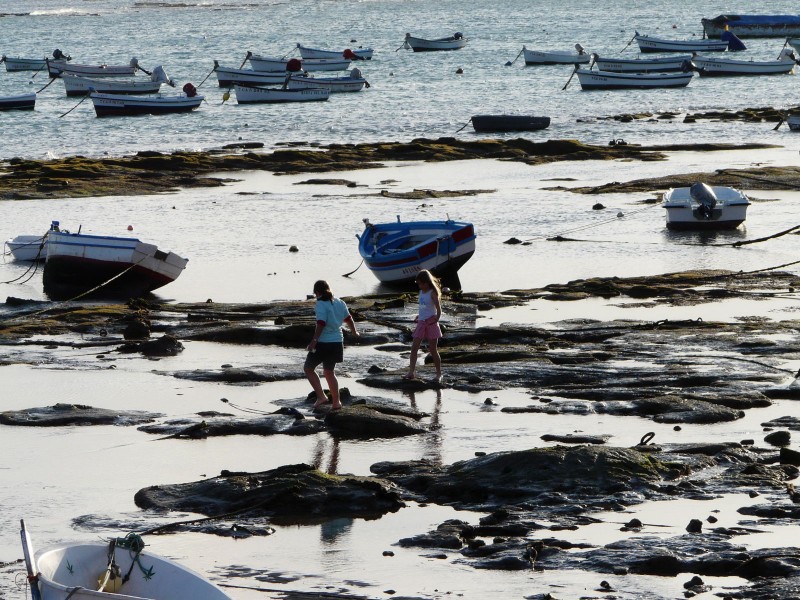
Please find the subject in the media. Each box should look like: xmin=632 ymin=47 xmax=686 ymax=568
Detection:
xmin=561 ymin=65 xmax=578 ymax=90
xmin=342 ymin=258 xmax=363 ymax=277
xmin=620 ymin=32 xmax=636 ymax=53
xmin=506 ymin=47 xmax=524 ymax=66
xmin=60 ymin=90 xmax=92 ymax=118
xmin=239 ymin=51 xmax=252 ymax=69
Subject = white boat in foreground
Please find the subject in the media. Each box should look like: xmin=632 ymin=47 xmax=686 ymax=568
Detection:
xmin=61 ymin=65 xmax=173 ymax=96
xmin=575 ymin=68 xmax=693 ymax=89
xmin=522 ymin=44 xmax=590 ymax=65
xmin=691 ymin=49 xmax=799 ymax=76
xmin=89 ymin=86 xmax=203 ymax=117
xmin=402 ymin=32 xmax=468 ymax=52
xmin=234 ymin=84 xmax=330 ymax=103
xmin=4 ymin=234 xmax=47 ymax=261
xmin=21 ymin=520 xmax=231 ymax=600
xmin=663 ymin=183 xmax=751 ymax=230
xmin=592 ymin=54 xmax=693 ymax=72
xmin=297 ymin=43 xmax=373 ymax=60
xmin=634 ymin=32 xmax=729 ymax=53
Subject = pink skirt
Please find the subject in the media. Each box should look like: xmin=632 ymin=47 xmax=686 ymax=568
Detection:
xmin=412 ymin=318 xmax=442 ymax=340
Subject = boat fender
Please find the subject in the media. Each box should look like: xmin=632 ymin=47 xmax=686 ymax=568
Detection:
xmin=343 ymin=48 xmax=363 ymax=60
xmin=182 ymin=82 xmax=197 ymax=97
xmin=286 ymin=58 xmax=303 ymax=72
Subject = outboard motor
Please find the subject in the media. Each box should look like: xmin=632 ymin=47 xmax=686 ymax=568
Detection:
xmin=350 ymin=67 xmax=362 ymax=79
xmin=453 ymin=32 xmax=463 ymax=40
xmin=721 ymin=30 xmax=746 ymax=51
xmin=52 ymin=48 xmax=70 ymax=61
xmin=690 ymin=182 xmax=717 ymax=220
xmin=575 ymin=43 xmax=585 ymax=55
xmin=130 ymin=57 xmax=139 ymax=68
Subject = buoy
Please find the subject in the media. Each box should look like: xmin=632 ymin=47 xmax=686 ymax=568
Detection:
xmin=127 ymin=225 xmax=133 ymax=231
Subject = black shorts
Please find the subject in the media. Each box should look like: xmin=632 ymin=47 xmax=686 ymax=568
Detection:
xmin=304 ymin=341 xmax=344 ymax=371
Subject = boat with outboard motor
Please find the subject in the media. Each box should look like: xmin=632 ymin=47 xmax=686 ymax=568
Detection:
xmin=634 ymin=31 xmax=734 ymax=53
xmin=522 ymin=44 xmax=590 ymax=65
xmin=663 ymin=183 xmax=751 ymax=230
xmin=592 ymin=53 xmax=693 ymax=72
xmin=574 ymin=67 xmax=694 ymax=89
xmin=1 ymin=49 xmax=70 ymax=72
xmin=233 ymin=84 xmax=330 ymax=103
xmin=401 ymin=32 xmax=468 ymax=52
xmin=691 ymin=49 xmax=799 ymax=76
xmin=297 ymin=43 xmax=373 ymax=60
xmin=89 ymin=83 xmax=203 ymax=116
xmin=61 ymin=65 xmax=173 ymax=96
xmin=47 ymin=57 xmax=144 ymax=78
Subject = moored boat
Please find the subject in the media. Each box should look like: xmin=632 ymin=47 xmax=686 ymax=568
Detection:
xmin=248 ymin=54 xmax=351 ymax=72
xmin=5 ymin=234 xmax=47 ymax=261
xmin=297 ymin=43 xmax=373 ymax=60
xmin=0 ymin=92 xmax=36 ymax=110
xmin=691 ymin=49 xmax=798 ymax=76
xmin=287 ymin=68 xmax=368 ymax=92
xmin=402 ymin=32 xmax=467 ymax=52
xmin=48 ymin=57 xmax=142 ymax=78
xmin=213 ymin=62 xmax=289 ymax=87
xmin=2 ymin=49 xmax=70 ymax=72
xmin=787 ymin=114 xmax=800 ymax=130
xmin=21 ymin=520 xmax=231 ymax=599
xmin=470 ymin=114 xmax=550 ymax=133
xmin=61 ymin=65 xmax=173 ymax=96
xmin=42 ymin=228 xmax=188 ymax=299
xmin=357 ymin=217 xmax=476 ymax=285
xmin=234 ymin=83 xmax=330 ymax=103
xmin=89 ymin=85 xmax=203 ymax=116
xmin=702 ymin=14 xmax=800 ymax=38
xmin=592 ymin=53 xmax=693 ymax=72
xmin=575 ymin=67 xmax=693 ymax=89
xmin=522 ymin=44 xmax=590 ymax=65
xmin=634 ymin=32 xmax=730 ymax=53
xmin=663 ymin=183 xmax=751 ymax=230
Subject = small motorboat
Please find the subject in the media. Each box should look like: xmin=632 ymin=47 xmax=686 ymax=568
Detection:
xmin=5 ymin=234 xmax=48 ymax=261
xmin=61 ymin=65 xmax=174 ymax=96
xmin=213 ymin=62 xmax=289 ymax=87
xmin=357 ymin=216 xmax=476 ymax=285
xmin=233 ymin=83 xmax=330 ymax=103
xmin=42 ymin=227 xmax=188 ymax=299
xmin=21 ymin=520 xmax=231 ymax=600
xmin=663 ymin=183 xmax=751 ymax=230
xmin=89 ymin=84 xmax=203 ymax=116
xmin=2 ymin=49 xmax=70 ymax=72
xmin=47 ymin=57 xmax=142 ymax=78
xmin=691 ymin=49 xmax=799 ymax=76
xmin=401 ymin=32 xmax=468 ymax=52
xmin=575 ymin=67 xmax=693 ymax=89
xmin=248 ymin=53 xmax=351 ymax=72
xmin=0 ymin=92 xmax=36 ymax=110
xmin=634 ymin=32 xmax=730 ymax=53
xmin=592 ymin=53 xmax=693 ymax=72
xmin=470 ymin=114 xmax=550 ymax=133
xmin=522 ymin=44 xmax=590 ymax=65
xmin=297 ymin=43 xmax=373 ymax=60
xmin=288 ymin=68 xmax=369 ymax=92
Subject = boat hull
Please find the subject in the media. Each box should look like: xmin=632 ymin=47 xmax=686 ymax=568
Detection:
xmin=702 ymin=14 xmax=800 ymax=38
xmin=593 ymin=55 xmax=692 ymax=72
xmin=234 ymin=84 xmax=330 ymax=103
xmin=692 ymin=57 xmax=795 ymax=76
xmin=297 ymin=44 xmax=373 ymax=60
xmin=576 ymin=69 xmax=693 ymax=89
xmin=787 ymin=115 xmax=800 ymax=131
xmin=635 ymin=35 xmax=728 ymax=53
xmin=663 ymin=185 xmax=750 ymax=230
xmin=3 ymin=57 xmax=67 ymax=72
xmin=471 ymin=115 xmax=550 ymax=132
xmin=48 ymin=62 xmax=137 ymax=78
xmin=522 ymin=48 xmax=590 ymax=65
xmin=5 ymin=235 xmax=47 ymax=261
xmin=0 ymin=93 xmax=36 ymax=110
xmin=404 ymin=34 xmax=467 ymax=51
xmin=42 ymin=231 xmax=188 ymax=300
xmin=214 ymin=66 xmax=287 ymax=87
xmin=62 ymin=74 xmax=163 ymax=96
xmin=358 ymin=220 xmax=476 ymax=284
xmin=90 ymin=92 xmax=203 ymax=116
xmin=287 ymin=75 xmax=366 ymax=92
xmin=248 ymin=55 xmax=351 ymax=72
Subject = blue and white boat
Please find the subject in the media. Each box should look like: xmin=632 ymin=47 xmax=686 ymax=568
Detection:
xmin=357 ymin=217 xmax=476 ymax=284
xmin=702 ymin=14 xmax=800 ymax=38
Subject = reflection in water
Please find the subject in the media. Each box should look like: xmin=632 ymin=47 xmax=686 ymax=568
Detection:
xmin=309 ymin=437 xmax=354 ymax=546
xmin=407 ymin=389 xmax=444 ymax=467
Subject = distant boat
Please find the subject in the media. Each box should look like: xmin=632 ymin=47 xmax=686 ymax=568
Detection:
xmin=702 ymin=14 xmax=800 ymax=38
xmin=21 ymin=520 xmax=231 ymax=600
xmin=575 ymin=68 xmax=693 ymax=89
xmin=42 ymin=228 xmax=188 ymax=299
xmin=61 ymin=65 xmax=174 ymax=96
xmin=2 ymin=49 xmax=70 ymax=72
xmin=522 ymin=44 xmax=590 ymax=65
xmin=787 ymin=114 xmax=800 ymax=130
xmin=213 ymin=62 xmax=289 ymax=87
xmin=634 ymin=32 xmax=729 ymax=53
xmin=0 ymin=92 xmax=36 ymax=110
xmin=691 ymin=49 xmax=799 ymax=76
xmin=357 ymin=217 xmax=476 ymax=284
xmin=287 ymin=69 xmax=369 ymax=92
xmin=297 ymin=43 xmax=373 ymax=60
xmin=248 ymin=53 xmax=351 ymax=72
xmin=470 ymin=115 xmax=550 ymax=133
xmin=48 ymin=57 xmax=142 ymax=78
xmin=234 ymin=84 xmax=330 ymax=103
xmin=663 ymin=183 xmax=751 ymax=230
xmin=89 ymin=85 xmax=203 ymax=117
xmin=402 ymin=32 xmax=468 ymax=52
xmin=592 ymin=53 xmax=693 ymax=72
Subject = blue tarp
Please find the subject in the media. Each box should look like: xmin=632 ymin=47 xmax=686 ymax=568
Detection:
xmin=720 ymin=30 xmax=747 ymax=51
xmin=708 ymin=14 xmax=800 ymax=27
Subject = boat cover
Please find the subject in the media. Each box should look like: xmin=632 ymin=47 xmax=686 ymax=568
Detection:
xmin=707 ymin=14 xmax=800 ymax=27
xmin=720 ymin=31 xmax=747 ymax=51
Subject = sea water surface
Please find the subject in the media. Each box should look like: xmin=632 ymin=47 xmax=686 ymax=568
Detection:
xmin=2 ymin=2 xmax=800 ymax=599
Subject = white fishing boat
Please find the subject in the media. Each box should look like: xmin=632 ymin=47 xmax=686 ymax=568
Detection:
xmin=663 ymin=183 xmax=751 ymax=230
xmin=402 ymin=32 xmax=468 ymax=52
xmin=691 ymin=49 xmax=798 ymax=76
xmin=61 ymin=65 xmax=173 ymax=96
xmin=21 ymin=520 xmax=231 ymax=600
xmin=634 ymin=32 xmax=729 ymax=53
xmin=0 ymin=92 xmax=36 ymax=110
xmin=213 ymin=62 xmax=289 ymax=87
xmin=288 ymin=69 xmax=368 ymax=92
xmin=522 ymin=44 xmax=590 ymax=65
xmin=592 ymin=53 xmax=693 ymax=72
xmin=357 ymin=217 xmax=476 ymax=284
xmin=234 ymin=84 xmax=330 ymax=104
xmin=48 ymin=57 xmax=142 ymax=78
xmin=2 ymin=50 xmax=70 ymax=72
xmin=248 ymin=53 xmax=351 ymax=72
xmin=42 ymin=228 xmax=188 ymax=299
xmin=89 ymin=85 xmax=203 ymax=117
xmin=297 ymin=43 xmax=373 ymax=60
xmin=575 ymin=67 xmax=693 ymax=89
xmin=4 ymin=234 xmax=47 ymax=261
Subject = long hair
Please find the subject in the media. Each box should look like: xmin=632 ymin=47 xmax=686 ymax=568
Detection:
xmin=313 ymin=279 xmax=334 ymax=302
xmin=415 ymin=269 xmax=441 ymax=297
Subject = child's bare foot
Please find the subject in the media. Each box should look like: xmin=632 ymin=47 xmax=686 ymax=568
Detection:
xmin=402 ymin=372 xmax=416 ymax=380
xmin=331 ymin=403 xmax=343 ymax=411
xmin=313 ymin=397 xmax=331 ymax=410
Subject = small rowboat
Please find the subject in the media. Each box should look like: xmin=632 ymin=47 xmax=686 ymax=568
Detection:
xmin=691 ymin=49 xmax=798 ymax=76
xmin=61 ymin=65 xmax=173 ymax=96
xmin=234 ymin=84 xmax=330 ymax=104
xmin=358 ymin=217 xmax=476 ymax=285
xmin=21 ymin=520 xmax=231 ymax=600
xmin=248 ymin=54 xmax=351 ymax=72
xmin=48 ymin=57 xmax=142 ymax=78
xmin=297 ymin=43 xmax=373 ymax=60
xmin=2 ymin=54 xmax=69 ymax=72
xmin=4 ymin=234 xmax=47 ymax=261
xmin=663 ymin=183 xmax=750 ymax=230
xmin=0 ymin=92 xmax=36 ymax=110
xmin=288 ymin=69 xmax=368 ymax=92
xmin=213 ymin=63 xmax=289 ymax=87
xmin=402 ymin=32 xmax=468 ymax=52
xmin=575 ymin=67 xmax=693 ymax=89
xmin=522 ymin=44 xmax=590 ymax=65
xmin=592 ymin=54 xmax=693 ymax=72
xmin=470 ymin=115 xmax=550 ymax=133
xmin=89 ymin=87 xmax=203 ymax=117
xmin=634 ymin=32 xmax=729 ymax=53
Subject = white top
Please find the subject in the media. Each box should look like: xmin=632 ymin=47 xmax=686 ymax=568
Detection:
xmin=418 ymin=289 xmax=437 ymax=321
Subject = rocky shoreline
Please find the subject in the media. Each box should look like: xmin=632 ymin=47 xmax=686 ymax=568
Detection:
xmin=3 ymin=268 xmax=800 ymax=598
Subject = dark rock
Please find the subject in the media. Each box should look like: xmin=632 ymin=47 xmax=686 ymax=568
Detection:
xmin=780 ymin=447 xmax=800 ymax=466
xmin=324 ymin=405 xmax=427 ymax=438
xmin=686 ymin=519 xmax=703 ymax=533
xmin=123 ymin=318 xmax=150 ymax=340
xmin=0 ymin=403 xmax=161 ymax=427
xmin=765 ymin=431 xmax=791 ymax=447
xmin=118 ymin=333 xmax=183 ymax=356
xmin=540 ymin=433 xmax=611 ymax=444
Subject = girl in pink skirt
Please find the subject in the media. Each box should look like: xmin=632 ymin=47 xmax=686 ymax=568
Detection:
xmin=404 ymin=269 xmax=443 ymax=383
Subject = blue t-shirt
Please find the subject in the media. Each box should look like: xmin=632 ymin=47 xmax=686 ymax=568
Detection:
xmin=315 ymin=297 xmax=350 ymax=342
